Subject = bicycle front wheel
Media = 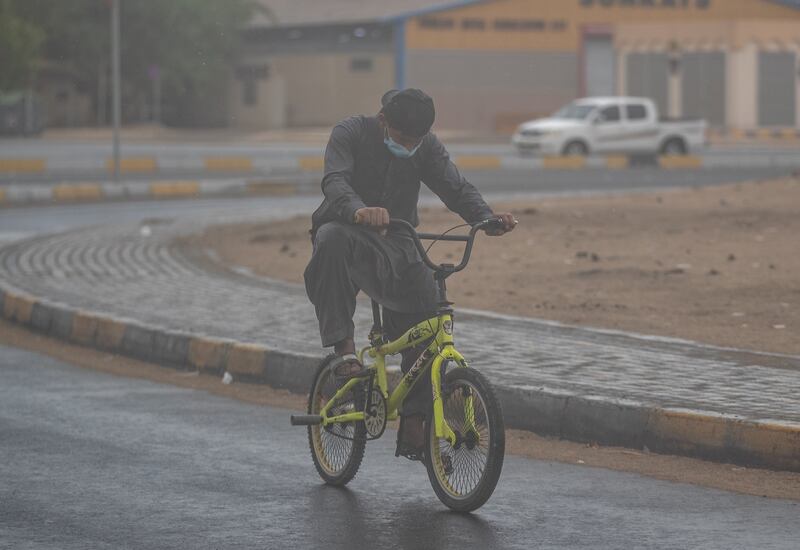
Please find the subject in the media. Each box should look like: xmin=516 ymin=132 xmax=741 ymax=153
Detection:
xmin=307 ymin=355 xmax=366 ymax=486
xmin=425 ymin=367 xmax=505 ymax=512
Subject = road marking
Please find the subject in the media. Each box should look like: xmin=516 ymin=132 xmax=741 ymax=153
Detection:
xmin=106 ymin=157 xmax=158 ymax=174
xmin=605 ymin=155 xmax=630 ymax=169
xmin=542 ymin=156 xmax=586 ymax=169
xmin=204 ymin=157 xmax=253 ymax=172
xmin=298 ymin=156 xmax=324 ymax=171
xmin=456 ymin=155 xmax=502 ymax=170
xmin=0 ymin=159 xmax=46 ymax=173
xmin=149 ymin=181 xmax=201 ymax=197
xmin=53 ymin=183 xmax=104 ymax=201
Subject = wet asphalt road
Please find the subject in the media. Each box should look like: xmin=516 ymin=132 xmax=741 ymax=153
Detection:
xmin=1 ymin=345 xmax=798 ymax=550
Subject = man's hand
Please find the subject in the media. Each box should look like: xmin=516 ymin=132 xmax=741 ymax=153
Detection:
xmin=485 ymin=212 xmax=517 ymax=236
xmin=353 ymin=207 xmax=390 ymax=235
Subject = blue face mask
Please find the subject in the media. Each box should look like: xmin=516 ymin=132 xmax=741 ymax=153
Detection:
xmin=384 ymin=132 xmax=422 ymax=159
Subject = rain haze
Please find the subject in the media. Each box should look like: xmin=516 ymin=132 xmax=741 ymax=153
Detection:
xmin=1 ymin=1 xmax=799 ymax=548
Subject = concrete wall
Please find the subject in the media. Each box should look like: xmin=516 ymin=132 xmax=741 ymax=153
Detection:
xmin=406 ymin=49 xmax=578 ymax=132
xmin=229 ymin=53 xmax=394 ymax=129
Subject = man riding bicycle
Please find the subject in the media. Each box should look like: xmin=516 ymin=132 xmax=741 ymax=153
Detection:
xmin=304 ymin=88 xmax=516 ymax=460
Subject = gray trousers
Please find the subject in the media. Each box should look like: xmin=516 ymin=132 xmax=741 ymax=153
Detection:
xmin=304 ymin=221 xmax=438 ymax=348
xmin=304 ymin=221 xmax=438 ymax=415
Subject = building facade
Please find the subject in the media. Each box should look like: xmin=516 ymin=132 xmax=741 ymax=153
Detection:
xmin=232 ymin=0 xmax=800 ymax=132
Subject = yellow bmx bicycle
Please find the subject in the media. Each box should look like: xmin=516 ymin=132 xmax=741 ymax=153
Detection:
xmin=291 ymin=218 xmax=505 ymax=512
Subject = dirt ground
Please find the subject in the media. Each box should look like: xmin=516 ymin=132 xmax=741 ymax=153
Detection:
xmin=2 ymin=318 xmax=798 ymax=501
xmin=196 ymin=178 xmax=800 ymax=355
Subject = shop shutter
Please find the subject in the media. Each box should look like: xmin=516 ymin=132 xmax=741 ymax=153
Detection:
xmin=681 ymin=51 xmax=726 ymax=126
xmin=758 ymin=51 xmax=797 ymax=127
xmin=626 ymin=53 xmax=669 ymax=117
xmin=584 ymin=36 xmax=616 ymax=97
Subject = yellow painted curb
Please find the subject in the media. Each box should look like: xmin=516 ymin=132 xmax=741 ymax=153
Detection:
xmin=299 ymin=156 xmax=324 ymax=171
xmin=658 ymin=155 xmax=702 ymax=169
xmin=94 ymin=317 xmax=126 ymax=349
xmin=605 ymin=155 xmax=629 ymax=169
xmin=0 ymin=188 xmax=6 ymax=203
xmin=53 ymin=183 xmax=104 ymax=202
xmin=735 ymin=421 xmax=800 ymax=468
xmin=542 ymin=156 xmax=586 ymax=170
xmin=650 ymin=408 xmax=800 ymax=470
xmin=226 ymin=343 xmax=267 ymax=377
xmin=456 ymin=155 xmax=502 ymax=170
xmin=246 ymin=181 xmax=297 ymax=196
xmin=188 ymin=338 xmax=229 ymax=371
xmin=779 ymin=128 xmax=798 ymax=140
xmin=71 ymin=311 xmax=100 ymax=345
xmin=106 ymin=157 xmax=157 ymax=174
xmin=757 ymin=128 xmax=774 ymax=140
xmin=0 ymin=159 xmax=46 ymax=173
xmin=728 ymin=128 xmax=745 ymax=140
xmin=205 ymin=157 xmax=253 ymax=172
xmin=649 ymin=409 xmax=727 ymax=451
xmin=149 ymin=181 xmax=200 ymax=197
xmin=3 ymin=293 xmax=35 ymax=323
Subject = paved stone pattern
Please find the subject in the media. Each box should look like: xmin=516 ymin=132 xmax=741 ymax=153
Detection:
xmin=1 ymin=209 xmax=799 ymax=424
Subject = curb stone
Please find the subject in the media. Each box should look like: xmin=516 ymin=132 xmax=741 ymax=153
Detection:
xmin=0 ymin=178 xmax=305 ymax=207
xmin=0 ymin=280 xmax=798 ymax=472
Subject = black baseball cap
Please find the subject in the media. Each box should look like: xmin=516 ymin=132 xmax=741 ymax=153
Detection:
xmin=380 ymin=88 xmax=435 ymax=138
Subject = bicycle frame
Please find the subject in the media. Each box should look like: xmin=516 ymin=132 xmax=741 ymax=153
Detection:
xmin=317 ymin=311 xmax=469 ymax=446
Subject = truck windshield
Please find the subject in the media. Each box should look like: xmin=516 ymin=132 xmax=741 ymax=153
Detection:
xmin=552 ymin=103 xmax=595 ymax=120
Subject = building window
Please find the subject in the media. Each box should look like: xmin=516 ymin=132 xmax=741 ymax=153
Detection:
xmin=462 ymin=18 xmax=485 ymax=30
xmin=350 ymin=57 xmax=373 ymax=72
xmin=418 ymin=17 xmax=454 ymax=29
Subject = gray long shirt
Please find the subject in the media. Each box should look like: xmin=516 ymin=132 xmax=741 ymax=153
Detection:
xmin=310 ymin=115 xmax=494 ymax=237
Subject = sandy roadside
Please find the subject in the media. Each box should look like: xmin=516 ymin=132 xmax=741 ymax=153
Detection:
xmin=194 ymin=178 xmax=799 ymax=356
xmin=2 ymin=319 xmax=798 ymax=501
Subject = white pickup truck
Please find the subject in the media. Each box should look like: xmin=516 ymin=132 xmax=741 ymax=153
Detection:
xmin=511 ymin=97 xmax=707 ymax=156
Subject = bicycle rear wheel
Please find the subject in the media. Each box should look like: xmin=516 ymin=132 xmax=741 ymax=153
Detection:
xmin=425 ymin=367 xmax=505 ymax=512
xmin=307 ymin=355 xmax=366 ymax=486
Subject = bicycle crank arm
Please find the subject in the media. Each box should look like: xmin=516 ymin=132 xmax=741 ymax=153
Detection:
xmin=290 ymin=414 xmax=323 ymax=426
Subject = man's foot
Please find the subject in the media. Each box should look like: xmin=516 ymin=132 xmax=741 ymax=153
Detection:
xmin=329 ymin=354 xmax=370 ymax=383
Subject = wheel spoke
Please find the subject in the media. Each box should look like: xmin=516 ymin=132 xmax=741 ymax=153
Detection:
xmin=433 ymin=376 xmax=493 ymax=500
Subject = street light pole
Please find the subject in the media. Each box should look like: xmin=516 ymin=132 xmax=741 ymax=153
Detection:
xmin=111 ymin=0 xmax=121 ymax=182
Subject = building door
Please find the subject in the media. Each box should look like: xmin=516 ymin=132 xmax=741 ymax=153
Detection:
xmin=584 ymin=35 xmax=615 ymax=97
xmin=626 ymin=53 xmax=669 ymax=117
xmin=681 ymin=51 xmax=726 ymax=127
xmin=758 ymin=51 xmax=797 ymax=127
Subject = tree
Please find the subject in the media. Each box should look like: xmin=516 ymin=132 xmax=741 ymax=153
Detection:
xmin=11 ymin=0 xmax=256 ymax=126
xmin=0 ymin=0 xmax=44 ymax=91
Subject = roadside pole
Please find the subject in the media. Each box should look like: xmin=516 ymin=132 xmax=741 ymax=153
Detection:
xmin=111 ymin=0 xmax=121 ymax=183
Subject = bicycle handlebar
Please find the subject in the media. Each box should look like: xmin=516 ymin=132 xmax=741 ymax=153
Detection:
xmin=388 ymin=217 xmax=504 ymax=275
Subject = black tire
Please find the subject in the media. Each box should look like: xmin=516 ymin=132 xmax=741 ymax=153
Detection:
xmin=562 ymin=140 xmax=588 ymax=156
xmin=425 ymin=368 xmax=505 ymax=512
xmin=307 ymin=355 xmax=366 ymax=486
xmin=660 ymin=137 xmax=687 ymax=156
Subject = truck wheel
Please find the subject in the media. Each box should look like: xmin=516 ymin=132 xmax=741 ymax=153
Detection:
xmin=660 ymin=138 xmax=687 ymax=156
xmin=562 ymin=140 xmax=588 ymax=156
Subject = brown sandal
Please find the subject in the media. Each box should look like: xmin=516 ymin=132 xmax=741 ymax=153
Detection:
xmin=330 ymin=353 xmax=370 ymax=383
